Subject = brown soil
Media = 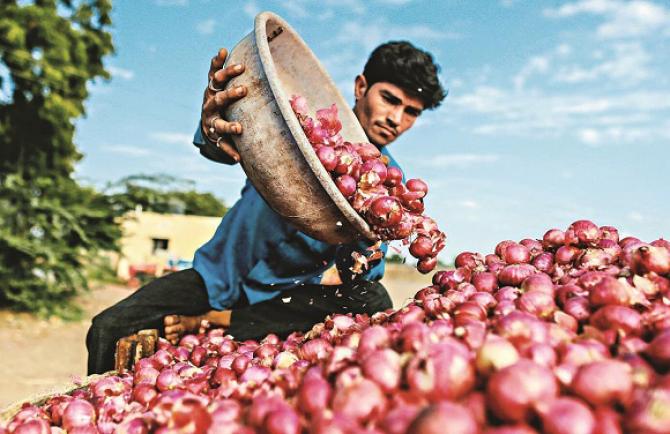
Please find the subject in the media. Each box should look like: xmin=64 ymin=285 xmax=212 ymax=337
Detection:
xmin=0 ymin=264 xmax=429 ymax=409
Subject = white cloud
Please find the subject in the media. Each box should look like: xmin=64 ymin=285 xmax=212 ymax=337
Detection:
xmin=513 ymin=55 xmax=550 ymax=90
xmin=332 ymin=20 xmax=460 ymax=52
xmin=421 ymin=153 xmax=499 ymax=168
xmin=196 ymin=19 xmax=216 ymax=35
xmin=553 ymin=42 xmax=651 ymax=85
xmin=628 ymin=211 xmax=645 ymax=222
xmin=243 ymin=1 xmax=260 ymax=20
xmin=102 ymin=145 xmax=151 ymax=157
xmin=461 ymin=200 xmax=479 ymax=209
xmin=107 ymin=66 xmax=134 ymax=80
xmin=154 ymin=0 xmax=187 ymax=6
xmin=149 ymin=132 xmax=193 ymax=145
xmin=544 ymin=0 xmax=670 ymax=39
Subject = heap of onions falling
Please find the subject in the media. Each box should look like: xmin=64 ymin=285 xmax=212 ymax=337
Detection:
xmin=289 ymin=96 xmax=446 ymax=274
xmin=4 ymin=220 xmax=670 ymax=434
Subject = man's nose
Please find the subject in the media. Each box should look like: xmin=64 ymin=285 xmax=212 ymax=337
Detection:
xmin=386 ymin=107 xmax=403 ymax=129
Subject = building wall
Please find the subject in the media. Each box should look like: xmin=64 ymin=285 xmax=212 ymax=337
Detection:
xmin=115 ymin=210 xmax=221 ymax=278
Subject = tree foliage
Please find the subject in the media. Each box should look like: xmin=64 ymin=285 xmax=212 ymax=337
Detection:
xmin=107 ymin=174 xmax=227 ymax=217
xmin=0 ymin=0 xmax=115 ymax=316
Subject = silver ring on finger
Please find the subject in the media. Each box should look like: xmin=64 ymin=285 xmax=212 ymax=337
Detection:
xmin=208 ymin=78 xmax=224 ymax=92
xmin=216 ymin=136 xmax=229 ymax=149
xmin=208 ymin=116 xmax=220 ymax=136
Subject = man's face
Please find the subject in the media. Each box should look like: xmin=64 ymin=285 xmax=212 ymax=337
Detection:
xmin=352 ymin=75 xmax=424 ymax=147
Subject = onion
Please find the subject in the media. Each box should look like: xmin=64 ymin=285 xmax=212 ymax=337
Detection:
xmin=495 ymin=311 xmax=548 ymax=351
xmin=538 ymin=397 xmax=595 ymax=434
xmin=11 ymin=419 xmax=51 ymax=434
xmin=470 ymin=291 xmax=497 ymax=311
xmin=486 ymin=360 xmax=558 ymax=423
xmin=531 ymin=252 xmax=554 ymax=273
xmin=472 ymin=272 xmax=499 ymax=293
xmin=156 ymin=368 xmax=183 ymax=392
xmin=417 ymin=256 xmax=438 ymax=274
xmin=475 ymin=334 xmax=519 ymax=375
xmin=498 ymin=264 xmax=537 ymax=287
xmin=455 ymin=252 xmax=485 ymax=270
xmin=397 ymin=322 xmax=430 ymax=353
xmin=645 ymin=329 xmax=670 ymax=370
xmin=563 ymin=296 xmax=591 ymax=322
xmin=502 ymin=243 xmax=531 ymax=264
xmin=542 ymin=229 xmax=565 ymax=249
xmin=385 ymin=166 xmax=403 ymax=187
xmin=368 ymin=196 xmax=403 ymax=228
xmin=298 ymin=375 xmax=332 ymax=415
xmin=332 ymin=378 xmax=386 ymax=423
xmin=520 ymin=238 xmax=544 ymax=257
xmin=571 ymin=360 xmax=633 ymax=407
xmin=565 ymin=219 xmax=601 ymax=247
xmin=354 ymin=142 xmax=381 ymax=161
xmin=496 ymin=240 xmax=516 ymax=257
xmin=496 ymin=286 xmax=521 ymax=302
xmin=590 ymin=305 xmax=642 ymax=336
xmin=428 ymin=340 xmax=476 ymax=400
xmin=484 ymin=426 xmax=538 ymax=434
xmin=555 ymin=245 xmax=580 ymax=265
xmin=335 ymin=175 xmax=357 ymax=197
xmin=316 ymin=146 xmax=337 ymax=171
xmin=593 ymin=406 xmax=623 ymax=434
xmin=517 ymin=291 xmax=555 ymax=319
xmin=380 ymin=405 xmax=422 ymax=434
xmin=632 ymin=245 xmax=670 ymax=275
xmin=405 ymin=178 xmax=428 ymax=198
xmin=589 ymin=275 xmax=630 ymax=307
xmin=407 ymin=402 xmax=478 ymax=434
xmin=625 ymin=388 xmax=670 ymax=434
xmin=265 ymin=408 xmax=301 ymax=434
xmin=409 ymin=236 xmax=433 ymax=259
xmin=299 ymin=338 xmax=332 ymax=363
xmin=361 ymin=349 xmax=401 ymax=392
xmin=62 ymin=399 xmax=96 ymax=431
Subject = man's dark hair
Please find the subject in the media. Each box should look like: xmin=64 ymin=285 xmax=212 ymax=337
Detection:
xmin=362 ymin=41 xmax=446 ymax=110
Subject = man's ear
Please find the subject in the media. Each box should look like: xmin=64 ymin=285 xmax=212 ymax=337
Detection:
xmin=354 ymin=74 xmax=368 ymax=100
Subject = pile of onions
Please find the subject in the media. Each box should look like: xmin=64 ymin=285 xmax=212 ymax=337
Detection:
xmin=4 ymin=219 xmax=670 ymax=434
xmin=290 ymin=96 xmax=446 ymax=273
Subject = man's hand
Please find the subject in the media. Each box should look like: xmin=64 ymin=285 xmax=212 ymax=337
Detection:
xmin=201 ymin=48 xmax=248 ymax=164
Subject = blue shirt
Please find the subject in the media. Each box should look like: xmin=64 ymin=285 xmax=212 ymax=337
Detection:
xmin=192 ymin=128 xmax=398 ymax=310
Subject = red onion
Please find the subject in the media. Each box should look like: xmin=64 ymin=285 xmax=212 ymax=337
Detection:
xmin=502 ymin=243 xmax=531 ymax=264
xmin=417 ymin=256 xmax=438 ymax=274
xmin=520 ymin=238 xmax=543 ymax=257
xmin=599 ymin=225 xmax=620 ymax=243
xmin=531 ymin=252 xmax=554 ymax=273
xmin=498 ymin=264 xmax=537 ymax=287
xmin=409 ymin=236 xmax=433 ymax=259
xmin=335 ymin=174 xmax=357 ymax=197
xmin=332 ymin=378 xmax=386 ymax=423
xmin=405 ymin=178 xmax=428 ymax=198
xmin=380 ymin=405 xmax=422 ymax=434
xmin=495 ymin=311 xmax=548 ymax=351
xmin=563 ymin=296 xmax=591 ymax=322
xmin=538 ymin=397 xmax=595 ymax=434
xmin=625 ymin=388 xmax=670 ymax=434
xmin=589 ymin=275 xmax=630 ymax=307
xmin=297 ymin=377 xmax=331 ymax=417
xmin=521 ymin=273 xmax=554 ymax=295
xmin=156 ymin=368 xmax=183 ymax=392
xmin=632 ymin=245 xmax=670 ymax=275
xmin=542 ymin=229 xmax=565 ymax=249
xmin=593 ymin=406 xmax=623 ymax=434
xmin=495 ymin=240 xmax=516 ymax=257
xmin=397 ymin=322 xmax=430 ymax=352
xmin=265 ymin=408 xmax=301 ymax=434
xmin=354 ymin=142 xmax=381 ymax=161
xmin=316 ymin=146 xmax=337 ymax=171
xmin=555 ymin=245 xmax=580 ymax=265
xmin=407 ymin=402 xmax=478 ymax=434
xmin=62 ymin=399 xmax=96 ymax=431
xmin=484 ymin=426 xmax=538 ymax=434
xmin=472 ymin=272 xmax=499 ymax=293
xmin=571 ymin=360 xmax=633 ymax=407
xmin=645 ymin=329 xmax=670 ymax=370
xmin=553 ymin=310 xmax=578 ymax=332
xmin=486 ymin=360 xmax=558 ymax=423
xmin=455 ymin=252 xmax=485 ymax=269
xmin=385 ymin=166 xmax=403 ymax=187
xmin=299 ymin=338 xmax=332 ymax=363
xmin=11 ymin=419 xmax=51 ymax=434
xmin=362 ymin=348 xmax=401 ymax=392
xmin=496 ymin=286 xmax=521 ymax=302
xmin=590 ymin=305 xmax=642 ymax=336
xmin=469 ymin=291 xmax=497 ymax=311
xmin=475 ymin=334 xmax=519 ymax=375
xmin=566 ymin=219 xmax=601 ymax=247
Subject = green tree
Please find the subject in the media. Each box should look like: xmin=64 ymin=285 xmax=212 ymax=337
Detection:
xmin=0 ymin=0 xmax=115 ymax=316
xmin=107 ymin=174 xmax=227 ymax=217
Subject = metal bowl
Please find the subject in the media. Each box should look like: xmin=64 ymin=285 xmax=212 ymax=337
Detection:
xmin=221 ymin=11 xmax=376 ymax=244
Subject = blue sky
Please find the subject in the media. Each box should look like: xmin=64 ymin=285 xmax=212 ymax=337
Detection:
xmin=73 ymin=0 xmax=670 ymax=261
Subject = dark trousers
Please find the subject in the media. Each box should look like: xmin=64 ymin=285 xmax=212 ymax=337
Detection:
xmin=86 ymin=268 xmax=392 ymax=374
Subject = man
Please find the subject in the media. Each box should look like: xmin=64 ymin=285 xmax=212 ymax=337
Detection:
xmin=86 ymin=41 xmax=445 ymax=375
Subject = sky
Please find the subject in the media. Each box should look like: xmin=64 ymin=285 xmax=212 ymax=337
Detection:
xmin=73 ymin=0 xmax=670 ymax=261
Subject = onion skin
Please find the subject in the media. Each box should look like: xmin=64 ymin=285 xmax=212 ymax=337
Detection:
xmin=475 ymin=334 xmax=519 ymax=375
xmin=590 ymin=305 xmax=642 ymax=336
xmin=486 ymin=360 xmax=558 ymax=423
xmin=625 ymin=388 xmax=670 ymax=434
xmin=539 ymin=397 xmax=595 ymax=434
xmin=407 ymin=402 xmax=478 ymax=434
xmin=571 ymin=360 xmax=633 ymax=407
xmin=645 ymin=329 xmax=670 ymax=371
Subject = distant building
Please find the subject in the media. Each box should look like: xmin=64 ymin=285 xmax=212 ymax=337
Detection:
xmin=112 ymin=208 xmax=220 ymax=283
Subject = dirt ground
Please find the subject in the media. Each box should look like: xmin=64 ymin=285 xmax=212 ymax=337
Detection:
xmin=0 ymin=264 xmax=430 ymax=409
